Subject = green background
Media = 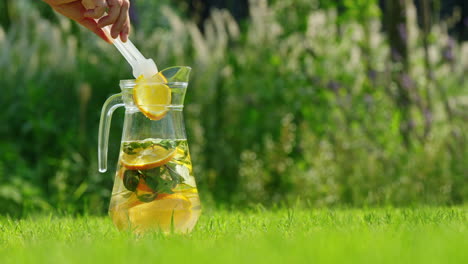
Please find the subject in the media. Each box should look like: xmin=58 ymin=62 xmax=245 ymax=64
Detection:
xmin=0 ymin=0 xmax=467 ymax=216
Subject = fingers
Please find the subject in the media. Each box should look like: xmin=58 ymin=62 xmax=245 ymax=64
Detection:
xmin=43 ymin=0 xmax=77 ymax=5
xmin=83 ymin=0 xmax=107 ymax=19
xmin=110 ymin=1 xmax=129 ymax=40
xmin=119 ymin=20 xmax=130 ymax=42
xmin=83 ymin=6 xmax=106 ymax=19
xmin=53 ymin=1 xmax=112 ymax=43
xmin=47 ymin=0 xmax=130 ymax=43
xmin=81 ymin=0 xmax=97 ymax=9
xmin=96 ymin=0 xmax=130 ymax=42
xmin=97 ymin=0 xmax=122 ymax=27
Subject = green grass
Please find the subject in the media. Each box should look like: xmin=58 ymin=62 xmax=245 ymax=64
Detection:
xmin=0 ymin=207 xmax=466 ymax=264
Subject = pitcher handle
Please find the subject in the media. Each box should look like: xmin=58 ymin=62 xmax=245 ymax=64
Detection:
xmin=98 ymin=93 xmax=124 ymax=173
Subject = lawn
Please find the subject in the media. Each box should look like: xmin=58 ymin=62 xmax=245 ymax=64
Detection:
xmin=0 ymin=207 xmax=466 ymax=264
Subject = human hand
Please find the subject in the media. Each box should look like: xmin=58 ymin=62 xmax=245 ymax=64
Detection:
xmin=42 ymin=0 xmax=131 ymax=43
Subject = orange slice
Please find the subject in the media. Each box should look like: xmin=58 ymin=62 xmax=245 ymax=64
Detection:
xmin=136 ymin=177 xmax=154 ymax=192
xmin=121 ymin=145 xmax=176 ymax=170
xmin=133 ymin=73 xmax=171 ymax=121
xmin=128 ymin=193 xmax=192 ymax=233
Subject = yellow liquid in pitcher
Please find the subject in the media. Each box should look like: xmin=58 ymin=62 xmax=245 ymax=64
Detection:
xmin=109 ymin=139 xmax=201 ymax=233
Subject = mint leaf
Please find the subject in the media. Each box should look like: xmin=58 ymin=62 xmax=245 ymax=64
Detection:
xmin=123 ymin=170 xmax=140 ymax=191
xmin=172 ymin=183 xmax=195 ymax=191
xmin=122 ymin=139 xmax=178 ymax=154
xmin=165 ymin=164 xmax=185 ymax=185
xmin=139 ymin=167 xmax=161 ymax=178
xmin=136 ymin=193 xmax=158 ymax=202
xmin=139 ymin=166 xmax=174 ymax=194
xmin=122 ymin=143 xmax=137 ymax=155
xmin=140 ymin=141 xmax=153 ymax=149
xmin=137 ymin=164 xmax=187 ymax=195
xmin=154 ymin=177 xmax=175 ymax=194
xmin=158 ymin=139 xmax=177 ymax=150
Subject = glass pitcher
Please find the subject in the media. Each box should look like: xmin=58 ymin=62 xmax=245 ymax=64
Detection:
xmin=98 ymin=66 xmax=201 ymax=233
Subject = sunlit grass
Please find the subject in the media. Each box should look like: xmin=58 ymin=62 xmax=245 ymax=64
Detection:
xmin=0 ymin=207 xmax=466 ymax=263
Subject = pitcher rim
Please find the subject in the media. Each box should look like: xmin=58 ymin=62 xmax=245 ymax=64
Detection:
xmin=119 ymin=80 xmax=189 ymax=90
xmin=119 ymin=65 xmax=192 ymax=90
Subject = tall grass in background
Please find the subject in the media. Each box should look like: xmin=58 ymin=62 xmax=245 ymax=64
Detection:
xmin=0 ymin=0 xmax=467 ymax=216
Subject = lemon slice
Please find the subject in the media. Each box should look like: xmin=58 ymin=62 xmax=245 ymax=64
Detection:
xmin=128 ymin=194 xmax=192 ymax=232
xmin=121 ymin=145 xmax=176 ymax=170
xmin=134 ymin=73 xmax=171 ymax=120
xmin=109 ymin=192 xmax=143 ymax=230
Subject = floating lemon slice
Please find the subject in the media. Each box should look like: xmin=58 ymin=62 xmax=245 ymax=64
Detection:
xmin=121 ymin=145 xmax=176 ymax=170
xmin=133 ymin=73 xmax=171 ymax=120
xmin=128 ymin=193 xmax=192 ymax=232
xmin=109 ymin=192 xmax=143 ymax=230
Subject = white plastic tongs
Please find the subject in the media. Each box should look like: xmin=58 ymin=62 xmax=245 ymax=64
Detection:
xmin=101 ymin=25 xmax=158 ymax=78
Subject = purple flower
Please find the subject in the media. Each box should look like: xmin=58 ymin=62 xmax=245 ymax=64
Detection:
xmin=364 ymin=94 xmax=373 ymax=105
xmin=327 ymin=81 xmax=341 ymax=93
xmin=443 ymin=38 xmax=455 ymax=62
xmin=398 ymin=23 xmax=407 ymax=42
xmin=400 ymin=73 xmax=414 ymax=90
xmin=391 ymin=48 xmax=403 ymax=62
xmin=367 ymin=69 xmax=377 ymax=81
xmin=424 ymin=109 xmax=432 ymax=122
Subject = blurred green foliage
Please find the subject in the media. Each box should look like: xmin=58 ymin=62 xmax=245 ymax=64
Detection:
xmin=0 ymin=0 xmax=467 ymax=216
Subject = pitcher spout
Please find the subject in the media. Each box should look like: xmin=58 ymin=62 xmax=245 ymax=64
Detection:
xmin=160 ymin=66 xmax=192 ymax=83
